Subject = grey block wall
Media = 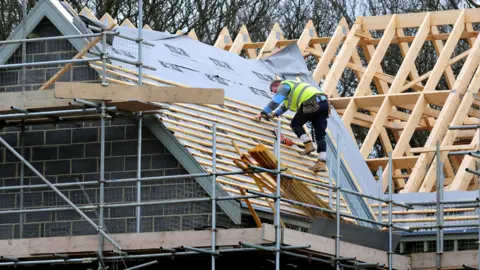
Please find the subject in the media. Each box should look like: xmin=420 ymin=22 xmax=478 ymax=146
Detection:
xmin=0 ymin=18 xmax=245 ymax=240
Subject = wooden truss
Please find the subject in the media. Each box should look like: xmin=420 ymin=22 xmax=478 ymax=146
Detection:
xmin=210 ymin=9 xmax=480 ymax=194
xmin=78 ymin=6 xmax=480 ymax=194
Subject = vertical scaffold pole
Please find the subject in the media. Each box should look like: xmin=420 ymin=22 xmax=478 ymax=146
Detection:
xmin=378 ymin=166 xmax=383 ymax=224
xmin=21 ymin=0 xmax=26 ymax=93
xmin=435 ymin=141 xmax=441 ymax=270
xmin=211 ymin=123 xmax=217 ymax=270
xmin=328 ymin=155 xmax=332 ymax=209
xmin=98 ymin=101 xmax=106 ymax=267
xmin=135 ymin=114 xmax=142 ymax=233
xmin=335 ymin=133 xmax=341 ymax=270
xmin=388 ymin=153 xmax=393 ymax=270
xmin=19 ymin=124 xmax=25 ymax=238
xmin=275 ymin=119 xmax=282 ymax=270
xmin=98 ymin=27 xmax=108 ymax=267
xmin=137 ymin=0 xmax=143 ymax=85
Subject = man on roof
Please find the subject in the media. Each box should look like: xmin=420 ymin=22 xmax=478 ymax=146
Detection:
xmin=254 ymin=79 xmax=330 ymax=173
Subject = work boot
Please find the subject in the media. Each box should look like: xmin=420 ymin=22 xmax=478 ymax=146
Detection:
xmin=300 ymin=141 xmax=315 ymax=155
xmin=309 ymin=160 xmax=327 ymax=173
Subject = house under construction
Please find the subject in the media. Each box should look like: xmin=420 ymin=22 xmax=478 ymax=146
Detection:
xmin=0 ymin=0 xmax=479 ymax=269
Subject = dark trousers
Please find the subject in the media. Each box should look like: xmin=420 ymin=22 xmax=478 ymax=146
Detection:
xmin=290 ymin=100 xmax=329 ymax=153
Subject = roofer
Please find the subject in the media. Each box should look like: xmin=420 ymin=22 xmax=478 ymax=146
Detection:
xmin=254 ymin=79 xmax=330 ymax=173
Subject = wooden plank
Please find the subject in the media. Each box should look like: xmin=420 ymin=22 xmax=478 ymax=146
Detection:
xmin=401 ymin=49 xmax=470 ymax=92
xmin=342 ymin=15 xmax=396 ymax=127
xmin=404 ymin=18 xmax=480 ymax=192
xmin=366 ymin=156 xmax=418 ymax=170
xmin=411 ymin=250 xmax=477 ymax=270
xmin=410 ymin=144 xmax=475 ymax=153
xmin=262 ymin=224 xmax=410 ymax=270
xmin=0 ymin=90 xmax=73 ymax=112
xmin=0 ymin=227 xmax=267 ymax=258
xmin=322 ymin=23 xmax=361 ymax=96
xmin=360 ymin=8 xmax=480 ymax=30
xmin=431 ymin=26 xmax=456 ymax=89
xmin=312 ymin=18 xmax=347 ymax=84
xmin=54 ymin=82 xmax=224 ymax=105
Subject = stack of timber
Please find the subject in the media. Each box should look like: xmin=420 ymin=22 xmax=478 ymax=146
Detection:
xmin=247 ymin=143 xmax=336 ymax=220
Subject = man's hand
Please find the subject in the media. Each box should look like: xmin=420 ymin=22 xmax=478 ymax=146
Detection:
xmin=269 ymin=112 xmax=278 ymax=119
xmin=254 ymin=112 xmax=263 ymax=122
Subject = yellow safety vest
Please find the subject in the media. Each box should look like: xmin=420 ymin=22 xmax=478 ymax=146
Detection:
xmin=281 ymin=80 xmax=324 ymax=112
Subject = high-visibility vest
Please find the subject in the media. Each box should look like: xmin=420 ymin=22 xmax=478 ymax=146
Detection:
xmin=281 ymin=80 xmax=324 ymax=112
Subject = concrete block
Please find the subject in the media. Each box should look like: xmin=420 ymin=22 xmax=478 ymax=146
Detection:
xmin=26 ymin=212 xmax=53 ymax=222
xmin=111 ymin=140 xmax=137 ymax=156
xmin=59 ymin=144 xmax=85 ymax=159
xmin=0 ymin=213 xmax=20 ymax=224
xmin=45 ymin=160 xmax=71 ymax=176
xmin=69 ymin=189 xmax=97 ymax=205
xmin=104 ymin=187 xmax=124 ymax=203
xmin=152 ymin=154 xmax=179 ymax=169
xmin=46 ymin=67 xmax=71 ymax=82
xmin=141 ymin=139 xmax=165 ymax=154
xmin=140 ymin=169 xmax=165 ymax=179
xmin=105 ymin=156 xmax=125 ymax=172
xmin=32 ymin=146 xmax=58 ymax=161
xmin=192 ymin=202 xmax=211 ymax=214
xmin=46 ymin=129 xmax=72 ymax=145
xmin=85 ymin=142 xmax=111 ymax=157
xmin=15 ymin=223 xmax=41 ymax=238
xmin=181 ymin=214 xmax=209 ymax=230
xmin=30 ymin=124 xmax=56 ymax=131
xmin=110 ymin=206 xmax=136 ymax=218
xmin=23 ymin=161 xmax=43 ymax=177
xmin=5 ymin=147 xmax=31 ymax=162
xmin=164 ymin=203 xmax=192 ymax=215
xmin=45 ymin=221 xmax=72 ymax=237
xmin=0 ymin=163 xmax=16 ymax=178
xmin=72 ymin=158 xmax=98 ymax=174
xmin=46 ymin=39 xmax=74 ymax=53
xmin=106 ymin=126 xmax=126 ymax=141
xmin=23 ymin=192 xmax=43 ymax=208
xmin=56 ymin=174 xmax=83 ymax=183
xmin=0 ymin=71 xmax=19 ymax=86
xmin=0 ymin=132 xmax=18 ymax=147
xmin=5 ymin=86 xmax=23 ymax=92
xmin=55 ymin=210 xmax=83 ymax=221
xmin=72 ymin=66 xmax=97 ymax=81
xmin=140 ymin=205 xmax=164 ymax=217
xmin=108 ymin=171 xmax=137 ymax=186
xmin=126 ymin=125 xmax=153 ymax=140
xmin=125 ymin=155 xmax=151 ymax=171
xmin=71 ymin=220 xmax=97 ymax=236
xmin=104 ymin=219 xmax=126 ymax=234
xmin=73 ymin=128 xmax=98 ymax=143
xmin=24 ymin=131 xmax=45 ymax=146
xmin=127 ymin=217 xmax=153 ymax=233
xmin=0 ymin=224 xmax=14 ymax=239
xmin=83 ymin=173 xmax=100 ymax=182
xmin=26 ymin=69 xmax=46 ymax=84
xmin=43 ymin=191 xmax=68 ymax=207
xmin=26 ymin=41 xmax=46 ymax=54
xmin=153 ymin=216 xmax=181 ymax=232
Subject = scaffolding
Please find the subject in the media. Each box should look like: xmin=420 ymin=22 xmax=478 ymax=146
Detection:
xmin=0 ymin=1 xmax=479 ymax=270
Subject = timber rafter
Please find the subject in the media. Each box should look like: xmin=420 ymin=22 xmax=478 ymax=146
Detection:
xmin=79 ymin=6 xmax=480 ymax=194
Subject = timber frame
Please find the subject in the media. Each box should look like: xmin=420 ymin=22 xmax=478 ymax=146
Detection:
xmin=74 ymin=7 xmax=480 ymax=194
xmin=211 ymin=9 xmax=480 ymax=194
